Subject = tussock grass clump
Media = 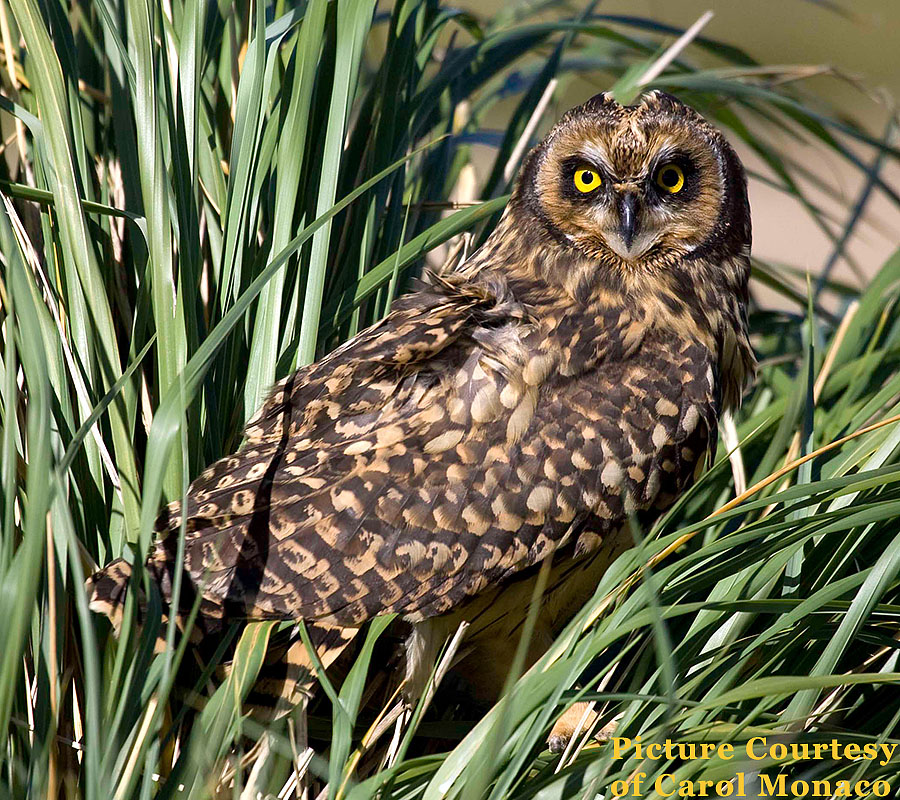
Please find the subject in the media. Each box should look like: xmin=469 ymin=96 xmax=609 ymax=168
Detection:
xmin=1 ymin=0 xmax=899 ymax=797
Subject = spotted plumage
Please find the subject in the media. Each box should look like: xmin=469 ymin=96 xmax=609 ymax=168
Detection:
xmin=88 ymin=90 xmax=754 ymax=728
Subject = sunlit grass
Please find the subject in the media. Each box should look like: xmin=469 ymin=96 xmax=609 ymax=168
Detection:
xmin=1 ymin=0 xmax=899 ymax=797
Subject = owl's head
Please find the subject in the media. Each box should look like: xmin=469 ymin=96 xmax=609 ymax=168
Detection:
xmin=513 ymin=91 xmax=750 ymax=274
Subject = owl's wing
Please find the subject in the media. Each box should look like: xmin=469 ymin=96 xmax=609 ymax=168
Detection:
xmin=238 ymin=273 xmax=522 ymax=450
xmin=93 ymin=273 xmax=710 ymax=629
xmin=139 ymin=272 xmax=554 ymax=624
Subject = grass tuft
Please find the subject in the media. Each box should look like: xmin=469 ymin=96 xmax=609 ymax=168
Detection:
xmin=1 ymin=0 xmax=899 ymax=797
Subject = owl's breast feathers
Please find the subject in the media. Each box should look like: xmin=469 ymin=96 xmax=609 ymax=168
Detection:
xmin=89 ymin=261 xmax=736 ymax=630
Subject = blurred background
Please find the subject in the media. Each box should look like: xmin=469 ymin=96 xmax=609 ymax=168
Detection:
xmin=449 ymin=0 xmax=900 ymax=309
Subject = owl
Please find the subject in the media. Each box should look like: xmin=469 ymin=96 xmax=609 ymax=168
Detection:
xmin=88 ymin=90 xmax=754 ymax=744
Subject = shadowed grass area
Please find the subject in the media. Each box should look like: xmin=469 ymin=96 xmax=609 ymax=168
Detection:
xmin=1 ymin=0 xmax=899 ymax=797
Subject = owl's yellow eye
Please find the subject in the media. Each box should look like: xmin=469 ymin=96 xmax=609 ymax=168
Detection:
xmin=573 ymin=168 xmax=602 ymax=193
xmin=656 ymin=164 xmax=685 ymax=194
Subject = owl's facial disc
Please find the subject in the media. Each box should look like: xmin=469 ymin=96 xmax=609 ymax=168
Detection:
xmin=529 ymin=92 xmax=738 ymax=272
xmin=594 ymin=156 xmax=698 ymax=262
xmin=548 ymin=145 xmax=717 ymax=266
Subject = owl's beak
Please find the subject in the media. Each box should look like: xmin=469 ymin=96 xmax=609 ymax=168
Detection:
xmin=617 ymin=192 xmax=639 ymax=251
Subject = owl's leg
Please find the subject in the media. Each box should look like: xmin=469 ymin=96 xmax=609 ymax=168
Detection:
xmin=403 ymin=618 xmax=450 ymax=704
xmin=405 ymin=616 xmax=612 ymax=755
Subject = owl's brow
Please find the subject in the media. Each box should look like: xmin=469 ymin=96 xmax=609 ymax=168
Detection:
xmin=573 ymin=143 xmax=617 ymax=177
xmin=648 ymin=141 xmax=690 ymax=167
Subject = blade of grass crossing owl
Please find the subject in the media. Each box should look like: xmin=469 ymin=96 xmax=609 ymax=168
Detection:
xmin=329 ymin=617 xmax=394 ymax=800
xmin=244 ymin=0 xmax=329 ymax=416
xmin=297 ymin=0 xmax=377 ymax=366
xmin=318 ymin=196 xmax=508 ymax=339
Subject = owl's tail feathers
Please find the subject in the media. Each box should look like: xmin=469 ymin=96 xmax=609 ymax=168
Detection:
xmin=86 ymin=557 xmax=229 ymax=652
xmin=243 ymin=623 xmax=360 ymax=718
xmin=85 ymin=559 xmax=362 ymax=718
xmin=86 ymin=558 xmax=183 ymax=654
xmin=86 ymin=557 xmax=132 ymax=634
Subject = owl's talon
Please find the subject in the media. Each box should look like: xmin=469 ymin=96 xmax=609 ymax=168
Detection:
xmin=547 ymin=734 xmax=569 ymax=754
xmin=548 ymin=704 xmax=621 ymax=753
xmin=547 ymin=702 xmax=599 ymax=753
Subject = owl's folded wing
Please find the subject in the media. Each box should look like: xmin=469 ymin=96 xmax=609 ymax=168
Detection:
xmin=89 ymin=272 xmax=547 ymax=625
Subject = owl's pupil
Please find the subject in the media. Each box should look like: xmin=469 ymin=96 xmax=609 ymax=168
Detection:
xmin=661 ymin=169 xmax=678 ymax=187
